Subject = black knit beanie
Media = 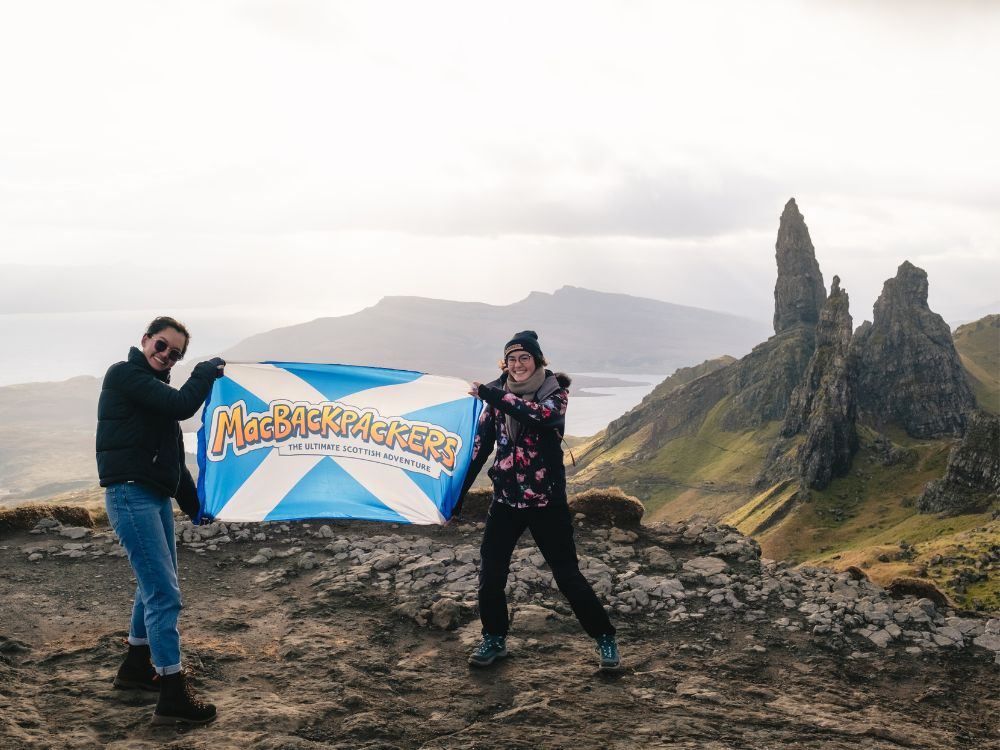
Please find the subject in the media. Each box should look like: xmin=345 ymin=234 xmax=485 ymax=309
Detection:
xmin=503 ymin=330 xmax=543 ymax=360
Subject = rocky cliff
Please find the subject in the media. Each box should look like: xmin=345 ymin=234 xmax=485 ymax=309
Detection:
xmin=851 ymin=261 xmax=975 ymax=438
xmin=772 ymin=198 xmax=826 ymax=335
xmin=918 ymin=411 xmax=1000 ymax=515
xmin=777 ymin=276 xmax=858 ymax=490
xmin=720 ymin=325 xmax=816 ymax=431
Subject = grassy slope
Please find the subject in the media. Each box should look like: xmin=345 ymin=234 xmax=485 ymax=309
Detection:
xmin=570 ymin=395 xmax=779 ymax=521
xmin=724 ymin=428 xmax=998 ymax=608
xmin=954 ymin=314 xmax=999 ymax=415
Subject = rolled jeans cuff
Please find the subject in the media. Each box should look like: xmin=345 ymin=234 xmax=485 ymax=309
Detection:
xmin=127 ymin=636 xmax=150 ymax=646
xmin=157 ymin=663 xmax=183 ymax=676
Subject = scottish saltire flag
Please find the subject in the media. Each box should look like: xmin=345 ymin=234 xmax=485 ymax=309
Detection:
xmin=196 ymin=362 xmax=482 ymax=525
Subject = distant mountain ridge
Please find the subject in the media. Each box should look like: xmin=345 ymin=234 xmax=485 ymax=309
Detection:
xmin=220 ymin=286 xmax=770 ymax=379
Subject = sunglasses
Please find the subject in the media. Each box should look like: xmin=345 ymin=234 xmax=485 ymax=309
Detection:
xmin=153 ymin=338 xmax=184 ymax=362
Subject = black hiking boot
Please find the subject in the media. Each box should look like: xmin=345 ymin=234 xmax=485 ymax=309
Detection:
xmin=152 ymin=671 xmax=217 ymax=726
xmin=113 ymin=644 xmax=159 ymax=692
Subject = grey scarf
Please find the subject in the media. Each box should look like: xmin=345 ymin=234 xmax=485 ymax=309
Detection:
xmin=503 ymin=367 xmax=546 ymax=445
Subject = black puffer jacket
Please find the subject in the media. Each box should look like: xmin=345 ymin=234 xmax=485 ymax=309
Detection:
xmin=96 ymin=347 xmax=219 ymax=509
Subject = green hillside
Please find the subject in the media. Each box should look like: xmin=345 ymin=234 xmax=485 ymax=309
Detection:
xmin=571 ymin=394 xmax=779 ymax=521
xmin=724 ymin=428 xmax=999 ymax=609
xmin=954 ymin=314 xmax=999 ymax=414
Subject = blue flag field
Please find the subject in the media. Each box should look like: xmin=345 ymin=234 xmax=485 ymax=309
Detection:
xmin=196 ymin=362 xmax=482 ymax=525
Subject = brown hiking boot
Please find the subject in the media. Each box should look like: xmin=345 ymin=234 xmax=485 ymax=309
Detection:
xmin=113 ymin=644 xmax=159 ymax=692
xmin=152 ymin=671 xmax=217 ymax=726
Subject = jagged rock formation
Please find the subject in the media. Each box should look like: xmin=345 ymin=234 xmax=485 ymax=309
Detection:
xmin=773 ymin=198 xmax=826 ymax=334
xmin=779 ymin=276 xmax=858 ymax=489
xmin=918 ymin=411 xmax=1000 ymax=515
xmin=851 ymin=261 xmax=975 ymax=438
xmin=573 ymin=202 xmax=993 ymax=570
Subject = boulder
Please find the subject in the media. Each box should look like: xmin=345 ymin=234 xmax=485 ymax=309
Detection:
xmin=568 ymin=487 xmax=644 ymax=528
xmin=0 ymin=505 xmax=94 ymax=536
xmin=682 ymin=556 xmax=729 ymax=577
xmin=430 ymin=598 xmax=461 ymax=630
xmin=885 ymin=578 xmax=952 ymax=609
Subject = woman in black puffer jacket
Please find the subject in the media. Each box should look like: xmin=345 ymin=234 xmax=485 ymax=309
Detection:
xmin=457 ymin=330 xmax=619 ymax=671
xmin=96 ymin=316 xmax=224 ymax=726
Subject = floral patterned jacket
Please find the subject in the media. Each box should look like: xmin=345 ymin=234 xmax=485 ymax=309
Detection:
xmin=458 ymin=370 xmax=571 ymax=511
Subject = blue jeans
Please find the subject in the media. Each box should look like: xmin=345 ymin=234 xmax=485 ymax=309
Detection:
xmin=105 ymin=482 xmax=183 ymax=675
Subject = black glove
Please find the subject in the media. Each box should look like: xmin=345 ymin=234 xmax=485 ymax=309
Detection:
xmin=193 ymin=357 xmax=227 ymax=380
xmin=451 ymin=492 xmax=466 ymax=519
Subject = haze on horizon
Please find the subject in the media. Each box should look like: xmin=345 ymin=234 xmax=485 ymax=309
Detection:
xmin=1 ymin=1 xmax=998 ymax=385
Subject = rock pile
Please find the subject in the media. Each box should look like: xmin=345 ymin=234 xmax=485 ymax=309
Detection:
xmin=18 ymin=513 xmax=1000 ymax=666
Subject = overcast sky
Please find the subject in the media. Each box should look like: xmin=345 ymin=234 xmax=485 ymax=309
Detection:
xmin=1 ymin=1 xmax=998 ymax=383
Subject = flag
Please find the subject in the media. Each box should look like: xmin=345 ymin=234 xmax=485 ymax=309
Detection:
xmin=196 ymin=362 xmax=482 ymax=524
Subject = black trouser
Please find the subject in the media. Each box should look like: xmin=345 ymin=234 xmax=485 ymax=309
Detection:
xmin=478 ymin=500 xmax=614 ymax=639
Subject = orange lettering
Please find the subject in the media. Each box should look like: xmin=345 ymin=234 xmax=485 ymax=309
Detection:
xmin=408 ymin=424 xmax=428 ymax=454
xmin=423 ymin=428 xmax=445 ymax=460
xmin=441 ymin=436 xmax=459 ymax=470
xmin=307 ymin=408 xmax=321 ymax=433
xmin=274 ymin=403 xmax=292 ymax=440
xmin=351 ymin=411 xmax=373 ymax=441
xmin=211 ymin=403 xmax=245 ymax=456
xmin=383 ymin=419 xmax=410 ymax=450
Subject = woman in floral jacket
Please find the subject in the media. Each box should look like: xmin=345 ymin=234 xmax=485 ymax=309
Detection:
xmin=457 ymin=330 xmax=619 ymax=670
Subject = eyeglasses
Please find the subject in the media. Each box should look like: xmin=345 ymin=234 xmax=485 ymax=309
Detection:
xmin=153 ymin=338 xmax=184 ymax=362
xmin=505 ymin=354 xmax=534 ymax=366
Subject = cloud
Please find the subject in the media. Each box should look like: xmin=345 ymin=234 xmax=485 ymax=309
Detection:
xmin=373 ymin=167 xmax=783 ymax=239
